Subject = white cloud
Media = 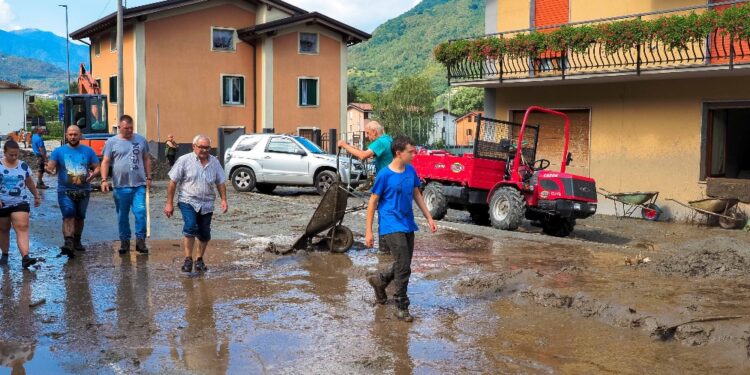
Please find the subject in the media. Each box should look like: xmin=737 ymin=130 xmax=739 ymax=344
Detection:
xmin=0 ymin=0 xmax=20 ymax=31
xmin=286 ymin=0 xmax=421 ymax=32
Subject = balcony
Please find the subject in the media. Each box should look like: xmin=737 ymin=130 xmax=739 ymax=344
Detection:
xmin=439 ymin=1 xmax=750 ymax=86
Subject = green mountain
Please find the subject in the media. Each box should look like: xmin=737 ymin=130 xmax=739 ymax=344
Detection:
xmin=348 ymin=0 xmax=485 ymax=93
xmin=0 ymin=54 xmax=67 ymax=93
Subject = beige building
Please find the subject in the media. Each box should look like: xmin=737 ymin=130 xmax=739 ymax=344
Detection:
xmin=346 ymin=102 xmax=372 ymax=148
xmin=446 ymin=0 xmax=750 ymax=219
xmin=69 ymin=0 xmax=369 ymax=151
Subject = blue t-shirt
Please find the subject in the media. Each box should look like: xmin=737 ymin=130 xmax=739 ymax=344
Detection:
xmin=367 ymin=135 xmax=393 ymax=174
xmin=31 ymin=134 xmax=46 ymax=156
xmin=371 ymin=164 xmax=421 ymax=236
xmin=50 ymin=144 xmax=99 ymax=192
xmin=0 ymin=161 xmax=31 ymax=207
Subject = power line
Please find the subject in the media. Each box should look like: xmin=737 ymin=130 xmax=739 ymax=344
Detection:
xmin=97 ymin=0 xmax=114 ymax=18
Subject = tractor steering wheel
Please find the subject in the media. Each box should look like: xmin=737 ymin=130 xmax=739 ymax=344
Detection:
xmin=529 ymin=159 xmax=551 ymax=171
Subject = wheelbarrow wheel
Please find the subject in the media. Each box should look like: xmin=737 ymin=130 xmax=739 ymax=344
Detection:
xmin=719 ymin=210 xmax=747 ymax=230
xmin=640 ymin=203 xmax=662 ymax=221
xmin=326 ymin=225 xmax=354 ymax=253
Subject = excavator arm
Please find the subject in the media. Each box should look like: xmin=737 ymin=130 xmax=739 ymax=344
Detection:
xmin=77 ymin=63 xmax=101 ymax=95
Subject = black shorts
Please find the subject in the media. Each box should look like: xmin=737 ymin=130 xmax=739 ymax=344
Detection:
xmin=37 ymin=155 xmax=46 ymax=173
xmin=0 ymin=203 xmax=31 ymax=218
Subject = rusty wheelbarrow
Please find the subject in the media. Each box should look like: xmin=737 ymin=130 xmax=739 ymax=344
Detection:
xmin=277 ymin=151 xmax=367 ymax=255
xmin=666 ymin=198 xmax=748 ymax=229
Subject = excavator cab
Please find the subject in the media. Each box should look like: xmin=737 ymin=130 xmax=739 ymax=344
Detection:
xmin=62 ymin=94 xmax=112 ymax=157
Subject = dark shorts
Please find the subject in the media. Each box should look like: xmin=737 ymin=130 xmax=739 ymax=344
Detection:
xmin=58 ymin=190 xmax=90 ymax=219
xmin=178 ymin=202 xmax=213 ymax=242
xmin=0 ymin=203 xmax=30 ymax=218
xmin=37 ymin=155 xmax=46 ymax=173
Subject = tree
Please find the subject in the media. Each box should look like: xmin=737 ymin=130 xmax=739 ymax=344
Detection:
xmin=34 ymin=98 xmax=60 ymax=121
xmin=434 ymin=87 xmax=484 ymax=116
xmin=373 ymin=75 xmax=436 ymax=145
xmin=347 ymin=84 xmax=360 ymax=104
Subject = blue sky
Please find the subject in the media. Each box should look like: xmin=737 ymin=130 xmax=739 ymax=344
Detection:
xmin=0 ymin=0 xmax=420 ymax=38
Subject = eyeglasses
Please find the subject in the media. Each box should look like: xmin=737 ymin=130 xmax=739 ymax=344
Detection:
xmin=195 ymin=145 xmax=211 ymax=150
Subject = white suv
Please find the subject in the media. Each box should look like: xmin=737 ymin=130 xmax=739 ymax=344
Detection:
xmin=224 ymin=134 xmax=364 ymax=195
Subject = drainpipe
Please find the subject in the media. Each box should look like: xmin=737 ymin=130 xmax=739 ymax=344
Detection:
xmin=252 ymin=41 xmax=257 ymax=133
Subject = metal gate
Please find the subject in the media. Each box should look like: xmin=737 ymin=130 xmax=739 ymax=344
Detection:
xmin=218 ymin=127 xmax=245 ymax=166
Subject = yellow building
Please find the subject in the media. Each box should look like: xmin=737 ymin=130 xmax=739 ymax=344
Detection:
xmin=447 ymin=0 xmax=750 ymax=219
xmin=69 ymin=0 xmax=369 ymax=150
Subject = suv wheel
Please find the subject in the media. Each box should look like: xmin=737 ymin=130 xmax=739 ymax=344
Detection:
xmin=315 ymin=170 xmax=337 ymax=195
xmin=231 ymin=167 xmax=256 ymax=192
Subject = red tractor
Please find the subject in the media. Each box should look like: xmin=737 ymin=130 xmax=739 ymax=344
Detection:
xmin=413 ymin=106 xmax=597 ymax=237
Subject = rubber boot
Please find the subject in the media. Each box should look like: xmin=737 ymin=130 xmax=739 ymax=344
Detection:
xmin=73 ymin=234 xmax=86 ymax=252
xmin=394 ymin=297 xmax=413 ymax=322
xmin=119 ymin=240 xmax=130 ymax=255
xmin=135 ymin=238 xmax=149 ymax=254
xmin=60 ymin=237 xmax=75 ymax=258
xmin=367 ymin=274 xmax=389 ymax=304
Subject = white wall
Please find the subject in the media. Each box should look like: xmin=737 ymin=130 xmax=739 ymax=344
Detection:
xmin=0 ymin=89 xmax=25 ymax=135
xmin=430 ymin=111 xmax=457 ymax=146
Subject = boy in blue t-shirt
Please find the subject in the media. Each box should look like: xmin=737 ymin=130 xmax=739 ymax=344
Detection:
xmin=365 ymin=135 xmax=437 ymax=322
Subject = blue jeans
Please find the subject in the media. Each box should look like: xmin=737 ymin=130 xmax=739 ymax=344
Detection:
xmin=57 ymin=191 xmax=90 ymax=219
xmin=178 ymin=202 xmax=213 ymax=242
xmin=113 ymin=186 xmax=147 ymax=241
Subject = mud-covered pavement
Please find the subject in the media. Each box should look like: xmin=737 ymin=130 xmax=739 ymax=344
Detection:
xmin=2 ymin=177 xmax=750 ymax=374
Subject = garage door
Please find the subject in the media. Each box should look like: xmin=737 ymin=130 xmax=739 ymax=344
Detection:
xmin=511 ymin=109 xmax=591 ymax=177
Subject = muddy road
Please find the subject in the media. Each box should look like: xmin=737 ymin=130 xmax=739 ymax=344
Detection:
xmin=1 ymin=177 xmax=750 ymax=374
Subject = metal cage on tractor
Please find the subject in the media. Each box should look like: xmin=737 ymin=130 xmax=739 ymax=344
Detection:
xmin=414 ymin=106 xmax=598 ymax=237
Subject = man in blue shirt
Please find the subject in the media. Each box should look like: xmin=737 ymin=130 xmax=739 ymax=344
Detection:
xmin=365 ymin=135 xmax=437 ymax=322
xmin=30 ymin=127 xmax=48 ymax=189
xmin=337 ymin=121 xmax=393 ymax=174
xmin=47 ymin=125 xmax=101 ymax=258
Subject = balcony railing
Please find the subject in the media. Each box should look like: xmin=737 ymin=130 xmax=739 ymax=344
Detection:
xmin=446 ymin=1 xmax=750 ymax=84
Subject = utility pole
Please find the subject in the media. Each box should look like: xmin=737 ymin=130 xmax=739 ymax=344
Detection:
xmin=116 ymin=0 xmax=124 ymax=120
xmin=59 ymin=4 xmax=70 ymax=94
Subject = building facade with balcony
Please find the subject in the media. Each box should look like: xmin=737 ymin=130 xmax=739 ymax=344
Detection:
xmin=446 ymin=0 xmax=750 ymax=218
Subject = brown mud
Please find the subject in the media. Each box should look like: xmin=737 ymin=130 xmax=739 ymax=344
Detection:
xmin=1 ymin=168 xmax=749 ymax=373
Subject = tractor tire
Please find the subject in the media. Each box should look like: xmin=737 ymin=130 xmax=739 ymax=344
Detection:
xmin=542 ymin=216 xmax=576 ymax=237
xmin=326 ymin=225 xmax=354 ymax=253
xmin=315 ymin=170 xmax=338 ymax=196
xmin=489 ymin=187 xmax=524 ymax=231
xmin=468 ymin=205 xmax=490 ymax=226
xmin=640 ymin=203 xmax=662 ymax=221
xmin=231 ymin=167 xmax=256 ymax=192
xmin=256 ymin=184 xmax=277 ymax=194
xmin=423 ymin=182 xmax=448 ymax=220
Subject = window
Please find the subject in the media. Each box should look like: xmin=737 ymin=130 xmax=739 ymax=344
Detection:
xmin=235 ymin=136 xmax=261 ymax=152
xmin=109 ymin=76 xmax=117 ymax=103
xmin=364 ymin=112 xmax=370 ymax=120
xmin=212 ymin=28 xmax=235 ymax=51
xmin=299 ymin=78 xmax=319 ymax=107
xmin=96 ymin=79 xmax=101 ymax=91
xmin=467 ymin=129 xmax=472 ymax=136
xmin=94 ymin=38 xmax=101 ymax=56
xmin=109 ymin=32 xmax=116 ymax=52
xmin=222 ymin=76 xmax=244 ymax=105
xmin=267 ymin=137 xmax=302 ymax=154
xmin=299 ymin=32 xmax=318 ymax=54
xmin=704 ymin=107 xmax=750 ymax=179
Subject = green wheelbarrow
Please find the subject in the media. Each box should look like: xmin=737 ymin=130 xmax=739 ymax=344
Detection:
xmin=598 ymin=188 xmax=662 ymax=221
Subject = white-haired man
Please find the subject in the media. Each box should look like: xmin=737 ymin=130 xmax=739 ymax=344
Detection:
xmin=337 ymin=121 xmax=393 ymax=175
xmin=164 ymin=135 xmax=228 ymax=273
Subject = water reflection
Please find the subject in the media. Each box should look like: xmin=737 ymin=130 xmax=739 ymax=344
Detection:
xmin=171 ymin=277 xmax=229 ymax=374
xmin=0 ymin=270 xmax=37 ymax=374
xmin=116 ymin=256 xmax=154 ymax=363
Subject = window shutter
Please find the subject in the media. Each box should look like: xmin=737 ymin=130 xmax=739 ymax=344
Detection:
xmin=222 ymin=77 xmax=229 ymax=104
xmin=307 ymin=80 xmax=318 ymax=106
xmin=299 ymin=80 xmax=307 ymax=106
xmin=239 ymin=77 xmax=245 ymax=104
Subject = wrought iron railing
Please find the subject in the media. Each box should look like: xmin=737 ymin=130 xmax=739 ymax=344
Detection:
xmin=447 ymin=1 xmax=750 ymax=84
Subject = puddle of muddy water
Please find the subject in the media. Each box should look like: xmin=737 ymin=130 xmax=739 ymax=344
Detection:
xmin=1 ymin=232 xmax=749 ymax=374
